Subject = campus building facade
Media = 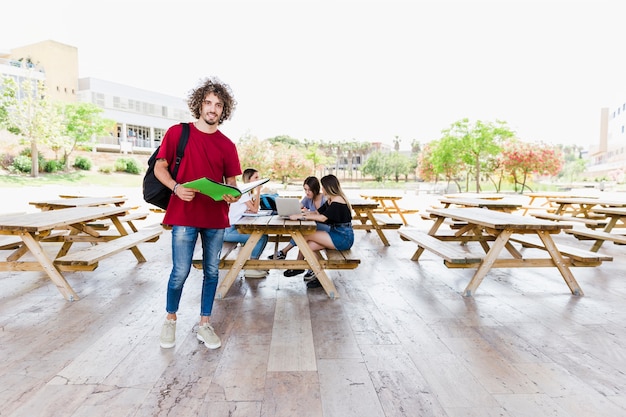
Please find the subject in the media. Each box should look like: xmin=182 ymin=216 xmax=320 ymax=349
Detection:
xmin=0 ymin=40 xmax=189 ymax=153
xmin=588 ymin=103 xmax=626 ymax=179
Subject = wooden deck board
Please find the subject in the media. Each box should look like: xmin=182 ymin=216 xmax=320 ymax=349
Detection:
xmin=2 ymin=191 xmax=626 ymax=417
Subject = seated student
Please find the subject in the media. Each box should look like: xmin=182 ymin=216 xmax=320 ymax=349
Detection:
xmin=224 ymin=168 xmax=269 ymax=278
xmin=272 ymin=176 xmax=329 ymax=279
xmin=288 ymin=174 xmax=354 ymax=288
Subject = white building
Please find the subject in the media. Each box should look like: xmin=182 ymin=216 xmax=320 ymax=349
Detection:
xmin=1 ymin=40 xmax=190 ymax=153
xmin=587 ymin=102 xmax=626 ymax=178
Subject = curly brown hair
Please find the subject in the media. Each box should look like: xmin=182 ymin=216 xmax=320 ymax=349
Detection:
xmin=187 ymin=76 xmax=237 ymax=124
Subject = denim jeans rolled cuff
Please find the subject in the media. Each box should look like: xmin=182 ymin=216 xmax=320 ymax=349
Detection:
xmin=166 ymin=226 xmax=224 ymax=317
xmin=328 ymin=225 xmax=354 ymax=251
xmin=223 ymin=225 xmax=268 ymax=259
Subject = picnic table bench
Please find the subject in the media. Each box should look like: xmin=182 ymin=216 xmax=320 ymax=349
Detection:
xmin=54 ymin=226 xmax=162 ymax=269
xmin=398 ymin=208 xmax=612 ymax=297
xmin=0 ymin=206 xmax=162 ymax=301
xmin=351 ymin=199 xmax=403 ymax=246
xmin=530 ymin=212 xmax=608 ymax=228
xmin=563 ymin=206 xmax=626 ymax=252
xmin=193 ymin=216 xmax=360 ymax=299
xmin=359 ymin=194 xmax=417 ymax=225
xmin=194 ymin=241 xmax=360 ymax=272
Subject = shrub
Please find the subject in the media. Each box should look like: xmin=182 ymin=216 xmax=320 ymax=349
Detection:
xmin=12 ymin=155 xmax=32 ymax=173
xmin=114 ymin=157 xmax=141 ymax=175
xmin=42 ymin=159 xmax=64 ymax=173
xmin=114 ymin=158 xmax=129 ymax=172
xmin=73 ymin=156 xmax=92 ymax=171
xmin=99 ymin=166 xmax=113 ymax=174
xmin=124 ymin=158 xmax=141 ymax=175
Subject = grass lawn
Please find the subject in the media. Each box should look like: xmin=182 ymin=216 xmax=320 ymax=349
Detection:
xmin=0 ymin=170 xmax=143 ymax=188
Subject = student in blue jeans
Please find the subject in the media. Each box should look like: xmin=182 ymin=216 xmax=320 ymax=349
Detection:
xmin=224 ymin=168 xmax=269 ymax=278
xmin=269 ymin=176 xmax=329 ymax=279
xmin=288 ymin=175 xmax=354 ymax=288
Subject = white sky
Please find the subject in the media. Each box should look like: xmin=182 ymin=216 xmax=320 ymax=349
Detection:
xmin=2 ymin=0 xmax=625 ymax=150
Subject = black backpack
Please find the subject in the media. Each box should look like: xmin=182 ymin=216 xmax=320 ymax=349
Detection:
xmin=142 ymin=123 xmax=190 ymax=210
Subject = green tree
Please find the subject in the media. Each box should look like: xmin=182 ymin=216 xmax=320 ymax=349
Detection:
xmin=388 ymin=152 xmax=411 ymax=182
xmin=303 ymin=142 xmax=332 ymax=178
xmin=428 ymin=136 xmax=465 ymax=192
xmin=361 ymin=150 xmax=389 ymax=181
xmin=60 ymin=102 xmax=115 ymax=171
xmin=3 ymin=74 xmax=61 ymax=177
xmin=441 ymin=119 xmax=513 ymax=192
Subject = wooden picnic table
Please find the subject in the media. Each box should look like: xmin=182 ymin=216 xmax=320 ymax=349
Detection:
xmin=548 ymin=197 xmax=626 ymax=217
xmin=359 ymin=193 xmax=417 ymax=225
xmin=351 ymin=198 xmax=402 ymax=246
xmin=438 ymin=196 xmax=524 ymax=212
xmin=29 ymin=196 xmax=148 ymax=233
xmin=521 ymin=191 xmax=598 ymax=215
xmin=0 ymin=206 xmax=162 ymax=301
xmin=206 ymin=215 xmax=360 ymax=299
xmin=399 ymin=208 xmax=612 ymax=297
xmin=444 ymin=192 xmax=504 ymax=200
xmin=29 ymin=196 xmax=128 ymax=211
xmin=564 ymin=206 xmax=626 ymax=252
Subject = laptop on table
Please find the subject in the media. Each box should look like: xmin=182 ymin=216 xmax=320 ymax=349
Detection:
xmin=275 ymin=198 xmax=302 ymax=218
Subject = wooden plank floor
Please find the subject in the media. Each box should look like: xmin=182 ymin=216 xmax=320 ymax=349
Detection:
xmin=2 ymin=189 xmax=626 ymax=416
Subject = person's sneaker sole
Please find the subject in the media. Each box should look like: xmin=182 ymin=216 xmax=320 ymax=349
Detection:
xmin=306 ymin=278 xmax=322 ymax=288
xmin=244 ymin=269 xmax=268 ymax=278
xmin=283 ymin=269 xmax=305 ymax=277
xmin=197 ymin=333 xmax=221 ymax=349
xmin=159 ymin=319 xmax=176 ymax=349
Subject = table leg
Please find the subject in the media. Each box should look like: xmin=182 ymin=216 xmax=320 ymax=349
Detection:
xmin=20 ymin=232 xmax=80 ymax=301
xmin=215 ymin=231 xmax=263 ymax=299
xmin=591 ymin=216 xmax=620 ymax=252
xmin=463 ymin=229 xmax=512 ymax=297
xmin=110 ymin=216 xmax=146 ymax=262
xmin=364 ymin=209 xmax=390 ymax=246
xmin=352 ymin=208 xmax=372 ymax=233
xmin=536 ymin=231 xmax=583 ymax=296
xmin=291 ymin=231 xmax=340 ymax=299
xmin=391 ymin=200 xmax=409 ymax=225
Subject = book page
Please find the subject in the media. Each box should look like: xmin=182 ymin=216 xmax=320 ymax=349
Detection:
xmin=182 ymin=177 xmax=269 ymax=201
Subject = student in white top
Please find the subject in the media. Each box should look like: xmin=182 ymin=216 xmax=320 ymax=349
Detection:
xmin=224 ymin=168 xmax=269 ymax=278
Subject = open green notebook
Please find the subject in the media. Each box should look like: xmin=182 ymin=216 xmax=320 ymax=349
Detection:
xmin=182 ymin=177 xmax=269 ymax=201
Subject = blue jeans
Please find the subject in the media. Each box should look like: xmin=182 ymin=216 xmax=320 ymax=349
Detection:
xmin=223 ymin=226 xmax=268 ymax=259
xmin=166 ymin=226 xmax=224 ymax=317
xmin=328 ymin=224 xmax=354 ymax=251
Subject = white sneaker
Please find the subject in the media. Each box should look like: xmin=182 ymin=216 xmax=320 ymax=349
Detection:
xmin=244 ymin=269 xmax=268 ymax=278
xmin=197 ymin=323 xmax=221 ymax=349
xmin=159 ymin=319 xmax=176 ymax=348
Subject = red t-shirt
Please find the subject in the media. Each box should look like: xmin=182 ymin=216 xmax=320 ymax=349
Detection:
xmin=157 ymin=123 xmax=242 ymax=228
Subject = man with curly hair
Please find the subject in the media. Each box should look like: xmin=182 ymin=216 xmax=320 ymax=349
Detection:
xmin=154 ymin=77 xmax=241 ymax=350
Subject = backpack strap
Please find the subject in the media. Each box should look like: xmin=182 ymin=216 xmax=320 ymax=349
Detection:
xmin=170 ymin=122 xmax=190 ymax=181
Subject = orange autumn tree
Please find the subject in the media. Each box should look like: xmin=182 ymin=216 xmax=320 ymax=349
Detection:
xmin=501 ymin=140 xmax=563 ymax=192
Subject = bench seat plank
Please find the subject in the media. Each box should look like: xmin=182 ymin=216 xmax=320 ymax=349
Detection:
xmin=509 ymin=235 xmax=613 ymax=262
xmin=54 ymin=228 xmax=162 ymax=266
xmin=399 ymin=229 xmax=484 ymax=264
xmin=530 ymin=212 xmax=607 ymax=228
xmin=192 ymin=244 xmax=359 ymax=270
xmin=564 ymin=228 xmax=626 ymax=245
